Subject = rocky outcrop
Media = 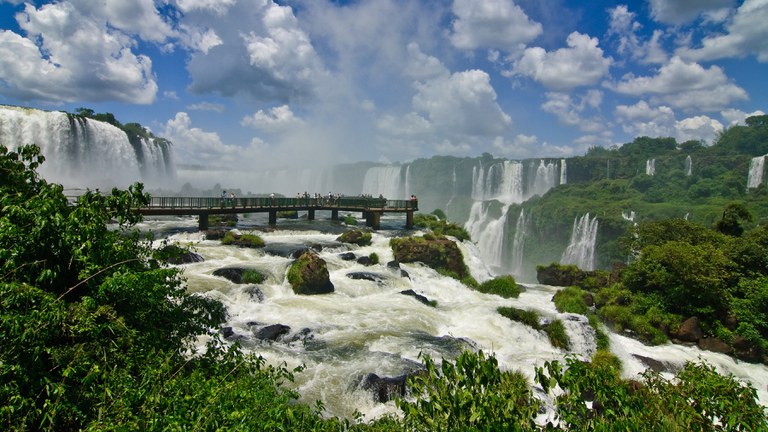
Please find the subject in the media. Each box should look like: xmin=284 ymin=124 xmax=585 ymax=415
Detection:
xmin=673 ymin=317 xmax=703 ymax=343
xmin=155 ymin=244 xmax=204 ymax=264
xmin=212 ymin=267 xmax=266 ymax=284
xmin=347 ymin=272 xmax=387 ymax=284
xmin=360 ymin=373 xmax=408 ymax=403
xmin=255 ymin=324 xmax=291 ymax=341
xmin=287 ymin=252 xmax=334 ymax=295
xmin=390 ymin=236 xmax=470 ymax=280
xmin=536 ymin=263 xmax=610 ymax=289
xmin=400 ymin=289 xmax=434 ymax=307
xmin=339 ymin=252 xmax=357 ymax=261
xmin=336 ymin=229 xmax=372 ymax=246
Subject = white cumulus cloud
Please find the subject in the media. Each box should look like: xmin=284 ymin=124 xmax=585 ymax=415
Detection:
xmin=607 ymin=56 xmax=747 ymax=111
xmin=677 ymin=0 xmax=768 ymax=62
xmin=649 ymin=0 xmax=735 ymax=25
xmin=513 ymin=32 xmax=612 ymax=90
xmin=449 ymin=0 xmax=542 ymax=51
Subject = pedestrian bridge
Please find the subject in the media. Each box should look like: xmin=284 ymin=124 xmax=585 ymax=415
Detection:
xmin=135 ymin=196 xmax=418 ymax=230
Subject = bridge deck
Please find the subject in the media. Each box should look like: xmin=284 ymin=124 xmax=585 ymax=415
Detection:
xmin=135 ymin=196 xmax=417 ymax=230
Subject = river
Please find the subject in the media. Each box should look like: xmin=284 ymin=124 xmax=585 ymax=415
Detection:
xmin=139 ymin=213 xmax=768 ymax=421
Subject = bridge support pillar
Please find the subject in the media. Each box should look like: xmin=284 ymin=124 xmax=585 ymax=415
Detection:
xmin=307 ymin=209 xmax=315 ymax=220
xmin=198 ymin=214 xmax=209 ymax=231
xmin=269 ymin=210 xmax=277 ymax=226
xmin=365 ymin=211 xmax=381 ymax=229
xmin=406 ymin=210 xmax=414 ymax=229
xmin=331 ymin=210 xmax=339 ymax=220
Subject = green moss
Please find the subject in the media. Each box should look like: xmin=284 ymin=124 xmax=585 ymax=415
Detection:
xmin=498 ymin=307 xmax=541 ymax=330
xmin=552 ymin=286 xmax=589 ymax=314
xmin=342 ymin=214 xmax=358 ymax=225
xmin=242 ymin=269 xmax=266 ymax=284
xmin=369 ymin=252 xmax=379 ymax=265
xmin=221 ymin=232 xmax=265 ymax=248
xmin=545 ymin=319 xmax=571 ymax=350
xmin=477 ymin=275 xmax=521 ymax=298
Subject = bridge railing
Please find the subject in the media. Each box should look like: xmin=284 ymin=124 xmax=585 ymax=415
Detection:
xmin=143 ymin=196 xmax=418 ymax=211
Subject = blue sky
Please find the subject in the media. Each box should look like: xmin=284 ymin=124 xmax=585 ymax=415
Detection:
xmin=1 ymin=0 xmax=766 ymax=172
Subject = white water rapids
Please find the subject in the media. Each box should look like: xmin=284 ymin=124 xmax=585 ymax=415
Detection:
xmin=144 ymin=215 xmax=768 ymax=421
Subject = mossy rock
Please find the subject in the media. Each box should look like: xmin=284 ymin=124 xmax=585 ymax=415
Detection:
xmin=277 ymin=210 xmax=298 ymax=219
xmin=221 ymin=232 xmax=265 ymax=248
xmin=287 ymin=252 xmax=334 ymax=295
xmin=390 ymin=235 xmax=471 ymax=281
xmin=476 ymin=275 xmax=521 ymax=298
xmin=209 ymin=214 xmax=238 ymax=227
xmin=213 ymin=267 xmax=266 ymax=284
xmin=154 ymin=244 xmax=204 ymax=264
xmin=336 ymin=229 xmax=372 ymax=246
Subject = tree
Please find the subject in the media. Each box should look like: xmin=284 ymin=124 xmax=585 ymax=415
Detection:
xmin=716 ymin=202 xmax=753 ymax=237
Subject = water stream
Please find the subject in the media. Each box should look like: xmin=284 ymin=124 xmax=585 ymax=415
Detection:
xmin=145 ymin=216 xmax=768 ymax=421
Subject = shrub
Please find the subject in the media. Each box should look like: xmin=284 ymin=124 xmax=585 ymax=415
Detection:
xmin=552 ymin=286 xmax=589 ymax=314
xmin=498 ymin=307 xmax=541 ymax=330
xmin=369 ymin=252 xmax=379 ymax=265
xmin=221 ymin=232 xmax=265 ymax=248
xmin=242 ymin=269 xmax=266 ymax=284
xmin=545 ymin=319 xmax=571 ymax=350
xmin=477 ymin=275 xmax=521 ymax=298
xmin=397 ymin=351 xmax=540 ymax=431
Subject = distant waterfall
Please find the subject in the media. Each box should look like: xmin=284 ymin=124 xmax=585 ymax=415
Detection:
xmin=471 ymin=161 xmax=524 ymax=203
xmin=561 ymin=213 xmax=599 ymax=271
xmin=747 ymin=156 xmax=766 ymax=189
xmin=404 ymin=164 xmax=412 ymax=198
xmin=362 ymin=166 xmax=403 ymax=198
xmin=0 ymin=105 xmax=174 ymax=188
xmin=646 ymin=159 xmax=655 ymax=176
xmin=530 ymin=160 xmax=558 ymax=197
xmin=510 ymin=209 xmax=527 ymax=276
xmin=685 ymin=155 xmax=692 ymax=176
xmin=446 ymin=166 xmax=457 ymax=206
xmin=467 ymin=160 xmax=561 ymax=276
xmin=560 ymin=159 xmax=567 ymax=185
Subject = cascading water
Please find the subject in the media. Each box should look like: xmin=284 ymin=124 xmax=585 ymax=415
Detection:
xmin=0 ymin=105 xmax=174 ymax=188
xmin=646 ymin=159 xmax=655 ymax=176
xmin=561 ymin=213 xmax=599 ymax=271
xmin=146 ymin=218 xmax=768 ymax=420
xmin=466 ymin=160 xmax=560 ymax=276
xmin=510 ymin=209 xmax=527 ymax=277
xmin=685 ymin=155 xmax=692 ymax=176
xmin=362 ymin=166 xmax=404 ymax=199
xmin=747 ymin=156 xmax=765 ymax=189
xmin=559 ymin=159 xmax=567 ymax=185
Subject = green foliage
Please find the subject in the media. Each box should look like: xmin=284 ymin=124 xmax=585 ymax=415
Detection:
xmin=221 ymin=232 xmax=265 ymax=248
xmin=337 ymin=229 xmax=372 ymax=246
xmin=536 ymin=356 xmax=767 ymax=431
xmin=545 ymin=319 xmax=571 ymax=350
xmin=552 ymin=286 xmax=590 ymax=315
xmin=342 ymin=214 xmax=358 ymax=225
xmin=476 ymin=275 xmax=521 ymax=298
xmin=715 ymin=202 xmax=753 ymax=236
xmin=368 ymin=252 xmax=379 ymax=265
xmin=397 ymin=351 xmax=540 ymax=431
xmin=242 ymin=269 xmax=267 ymax=284
xmin=622 ymin=241 xmax=735 ymax=317
xmin=431 ymin=208 xmax=447 ymax=220
xmin=413 ymin=212 xmax=471 ymax=241
xmin=497 ymin=306 xmax=541 ymax=330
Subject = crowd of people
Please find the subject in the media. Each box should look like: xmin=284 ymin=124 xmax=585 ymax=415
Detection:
xmin=218 ymin=190 xmax=416 ymax=208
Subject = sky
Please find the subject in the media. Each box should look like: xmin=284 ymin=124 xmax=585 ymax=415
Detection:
xmin=1 ymin=0 xmax=767 ymax=172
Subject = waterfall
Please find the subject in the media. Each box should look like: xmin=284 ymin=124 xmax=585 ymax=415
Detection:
xmin=646 ymin=159 xmax=655 ymax=176
xmin=621 ymin=210 xmax=636 ymax=222
xmin=0 ymin=105 xmax=174 ymax=188
xmin=446 ymin=166 xmax=457 ymax=206
xmin=467 ymin=160 xmax=560 ymax=276
xmin=530 ymin=160 xmax=557 ymax=198
xmin=560 ymin=159 xmax=567 ymax=185
xmin=404 ymin=164 xmax=412 ymax=198
xmin=362 ymin=166 xmax=403 ymax=198
xmin=747 ymin=156 xmax=766 ymax=189
xmin=510 ymin=209 xmax=527 ymax=277
xmin=685 ymin=155 xmax=692 ymax=176
xmin=561 ymin=213 xmax=599 ymax=271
